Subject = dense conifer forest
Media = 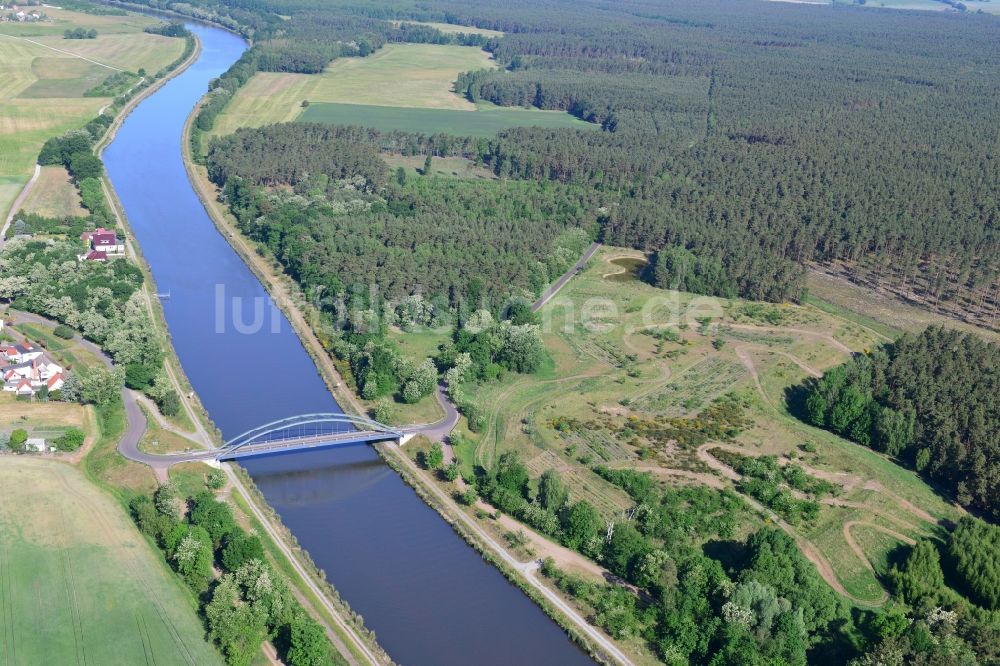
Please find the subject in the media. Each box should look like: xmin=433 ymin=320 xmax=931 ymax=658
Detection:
xmin=208 ymin=123 xmax=600 ymax=309
xmin=129 ymin=0 xmax=1000 ymax=307
xmin=799 ymin=327 xmax=1000 ymax=522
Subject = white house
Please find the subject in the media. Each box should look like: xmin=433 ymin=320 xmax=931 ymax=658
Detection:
xmin=0 ymin=342 xmax=42 ymax=364
xmin=25 ymin=438 xmax=47 ymax=452
xmin=80 ymin=228 xmax=125 ymax=260
xmin=1 ymin=347 xmax=64 ymax=396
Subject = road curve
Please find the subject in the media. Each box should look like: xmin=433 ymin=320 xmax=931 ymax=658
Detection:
xmin=7 ymin=309 xmax=159 ymax=472
xmin=402 ymin=384 xmax=460 ymax=441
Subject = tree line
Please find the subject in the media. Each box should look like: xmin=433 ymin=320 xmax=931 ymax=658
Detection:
xmin=798 ymin=326 xmax=1000 ymax=522
xmin=130 ymin=484 xmax=341 ymax=666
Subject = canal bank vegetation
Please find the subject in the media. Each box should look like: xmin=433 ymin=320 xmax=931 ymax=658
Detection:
xmin=229 ymin=466 xmax=394 ymax=665
xmin=377 ymin=442 xmax=618 ymax=664
xmin=128 ymin=482 xmax=347 ymax=666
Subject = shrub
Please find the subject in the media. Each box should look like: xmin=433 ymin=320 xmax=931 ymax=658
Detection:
xmin=53 ymin=324 xmax=75 ymax=339
xmin=54 ymin=427 xmax=85 ymax=451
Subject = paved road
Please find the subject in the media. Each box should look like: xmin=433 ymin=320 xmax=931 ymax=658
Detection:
xmin=532 ymin=242 xmax=601 ymax=312
xmin=401 ymin=384 xmax=460 ymax=440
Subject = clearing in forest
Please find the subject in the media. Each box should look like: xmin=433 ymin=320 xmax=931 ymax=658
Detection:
xmin=0 ymin=458 xmax=221 ymax=666
xmin=390 ymin=20 xmax=504 ymax=38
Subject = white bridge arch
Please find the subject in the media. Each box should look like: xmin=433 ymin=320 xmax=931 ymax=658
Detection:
xmin=214 ymin=413 xmax=404 ymax=460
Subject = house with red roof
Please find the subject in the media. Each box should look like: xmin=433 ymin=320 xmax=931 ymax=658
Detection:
xmin=1 ymin=346 xmax=64 ymax=397
xmin=79 ymin=227 xmax=125 ymax=261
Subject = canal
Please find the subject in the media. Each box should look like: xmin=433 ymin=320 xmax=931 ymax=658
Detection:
xmin=102 ymin=20 xmax=594 ymax=666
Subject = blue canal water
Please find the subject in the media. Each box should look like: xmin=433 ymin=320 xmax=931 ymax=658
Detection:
xmin=103 ymin=21 xmax=593 ymax=666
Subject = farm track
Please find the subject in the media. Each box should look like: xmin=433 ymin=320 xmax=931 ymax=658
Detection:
xmin=727 ymin=323 xmax=854 ymax=355
xmin=0 ymin=163 xmax=40 ymax=246
xmin=0 ymin=33 xmax=123 ymax=71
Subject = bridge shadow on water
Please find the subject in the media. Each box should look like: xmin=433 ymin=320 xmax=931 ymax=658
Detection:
xmin=242 ymin=453 xmax=393 ymax=505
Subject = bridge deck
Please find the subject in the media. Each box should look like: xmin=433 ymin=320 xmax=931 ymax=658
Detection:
xmin=218 ymin=430 xmax=399 ymax=460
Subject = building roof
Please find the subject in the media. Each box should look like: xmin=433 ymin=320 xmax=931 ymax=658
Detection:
xmin=47 ymin=373 xmax=63 ymax=389
xmin=92 ymin=232 xmax=118 ymax=247
xmin=84 ymin=250 xmax=107 ymax=261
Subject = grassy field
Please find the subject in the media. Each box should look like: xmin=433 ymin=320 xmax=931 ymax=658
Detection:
xmin=0 ymin=6 xmax=184 ymax=222
xmin=20 ymin=165 xmax=86 ymax=218
xmin=212 ymin=43 xmax=495 ymax=136
xmin=0 ymin=392 xmax=91 ymax=435
xmin=0 ymin=457 xmax=221 ymax=665
xmin=391 ymin=20 xmax=504 ymax=37
xmin=298 ymin=101 xmax=595 ymax=137
xmin=212 ymin=42 xmax=590 ymax=139
xmin=432 ymin=246 xmax=962 ymax=607
xmin=382 ymin=154 xmax=495 ymax=179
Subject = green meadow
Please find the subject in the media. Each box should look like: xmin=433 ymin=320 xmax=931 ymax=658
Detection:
xmin=298 ymin=101 xmax=595 ymax=137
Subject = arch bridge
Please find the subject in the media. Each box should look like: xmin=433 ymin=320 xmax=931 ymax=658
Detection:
xmin=202 ymin=413 xmax=405 ymax=461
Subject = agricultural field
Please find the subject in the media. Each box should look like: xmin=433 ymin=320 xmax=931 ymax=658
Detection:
xmin=20 ymin=165 xmax=86 ymax=218
xmin=449 ymin=246 xmax=961 ymax=607
xmin=298 ymin=101 xmax=595 ymax=137
xmin=0 ymin=6 xmax=184 ymax=222
xmin=0 ymin=457 xmax=221 ymax=665
xmin=211 ymin=42 xmax=591 ymax=138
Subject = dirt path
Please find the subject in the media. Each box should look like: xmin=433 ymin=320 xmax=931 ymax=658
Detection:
xmin=393 ymin=449 xmax=634 ymax=666
xmin=1 ymin=163 xmax=40 ymax=245
xmin=735 ymin=345 xmax=772 ymax=407
xmin=695 ymin=443 xmax=889 ymax=606
xmin=727 ymin=323 xmax=855 ymax=355
xmin=0 ymin=33 xmax=124 ymax=71
xmin=695 ymin=443 xmax=743 ymax=481
xmin=614 ymin=463 xmax=727 ymax=490
xmin=842 ymin=520 xmax=916 ymax=582
xmin=824 ymin=500 xmax=921 ymax=532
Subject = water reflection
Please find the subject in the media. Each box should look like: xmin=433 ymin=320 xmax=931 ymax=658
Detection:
xmin=243 ymin=446 xmax=595 ymax=666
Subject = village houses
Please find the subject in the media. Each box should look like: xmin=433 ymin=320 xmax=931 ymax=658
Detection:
xmin=0 ymin=341 xmax=64 ymax=397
